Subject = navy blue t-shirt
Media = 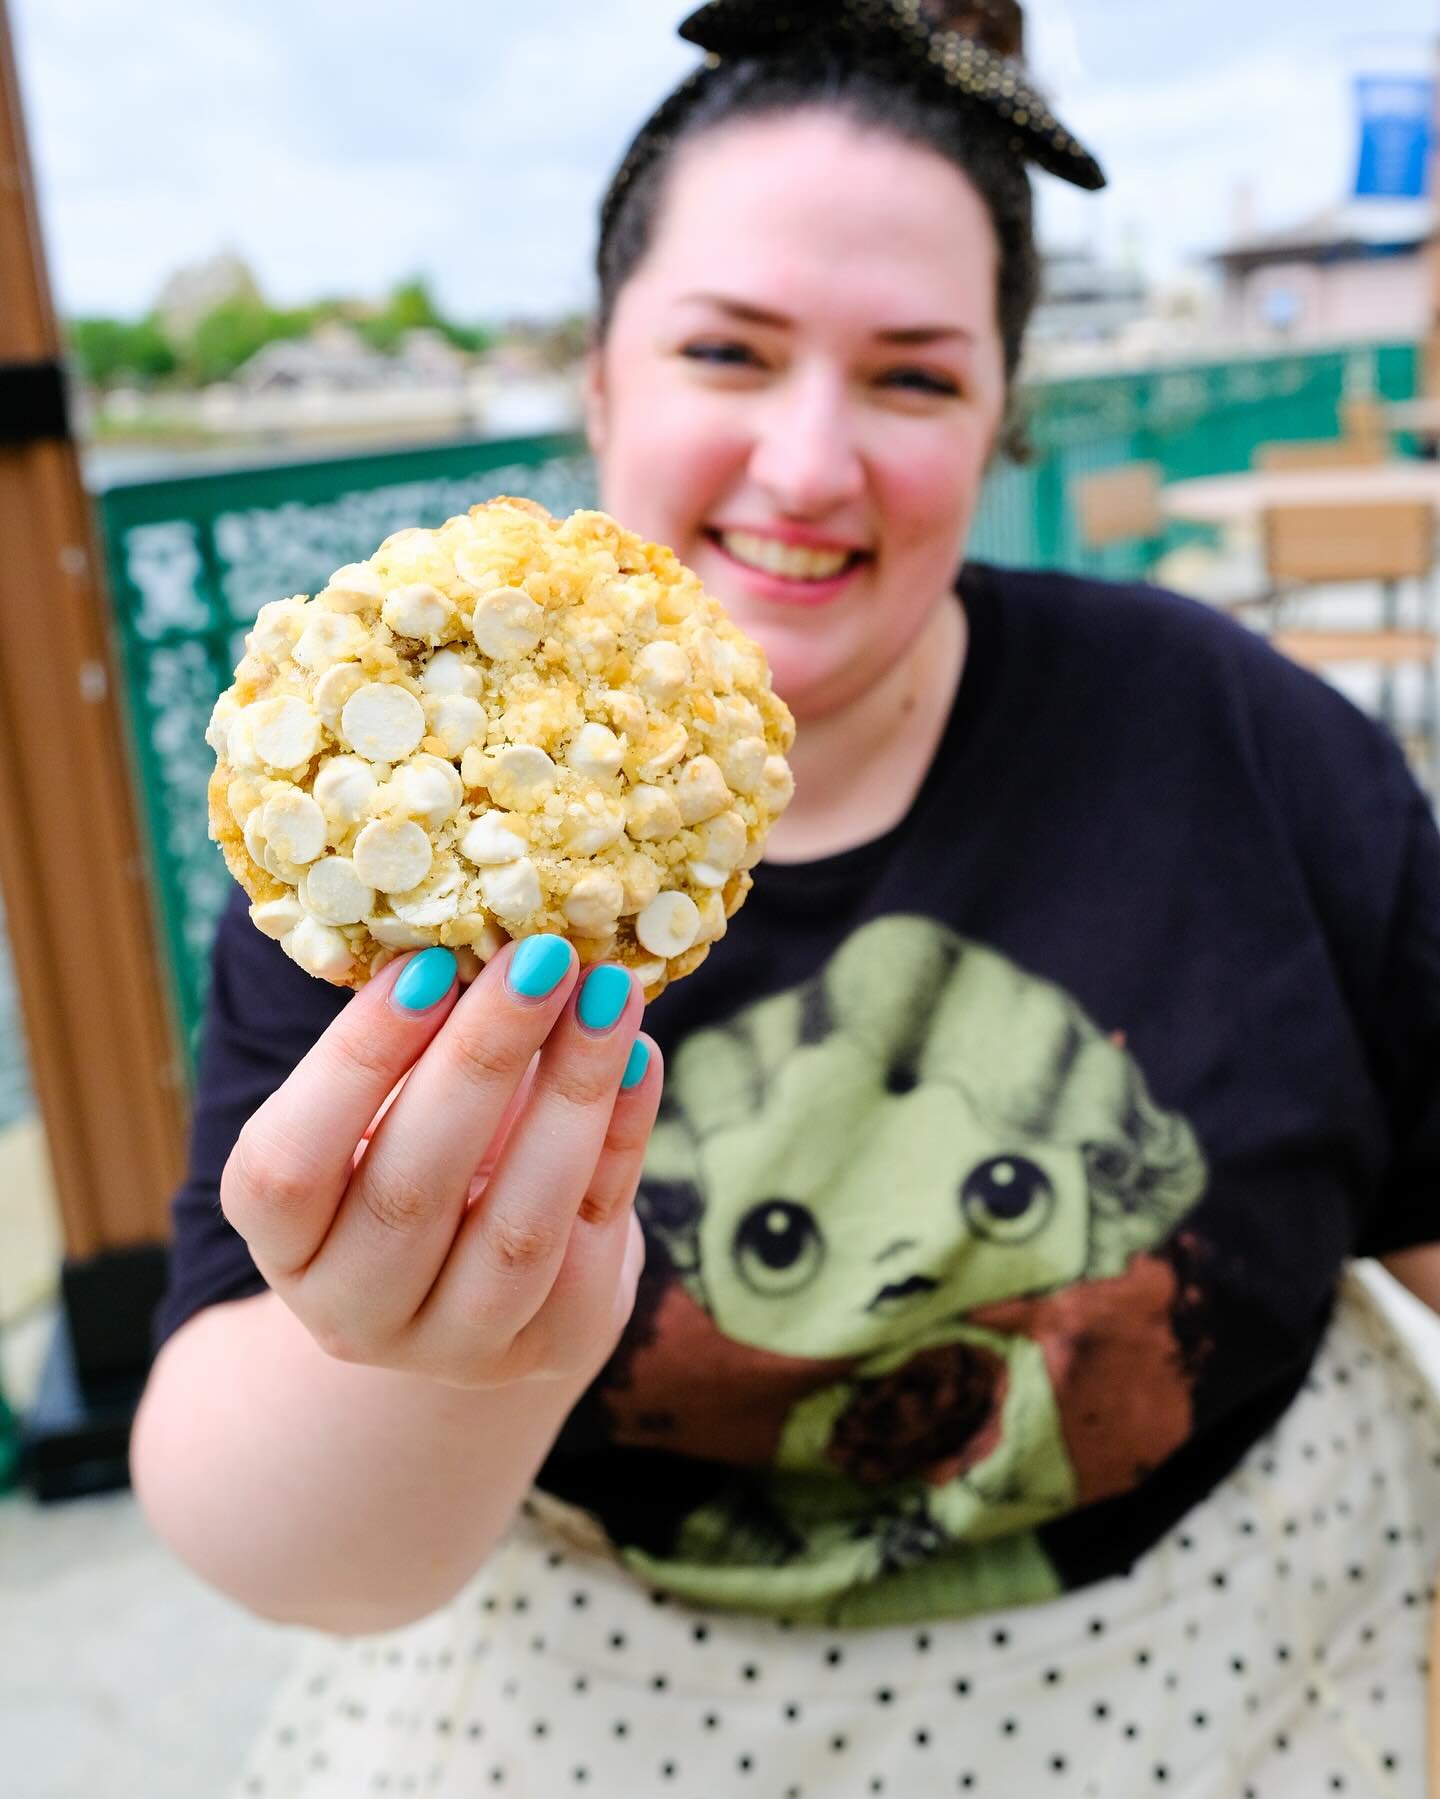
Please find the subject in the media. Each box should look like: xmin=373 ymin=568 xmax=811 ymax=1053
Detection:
xmin=153 ymin=564 xmax=1440 ymax=1625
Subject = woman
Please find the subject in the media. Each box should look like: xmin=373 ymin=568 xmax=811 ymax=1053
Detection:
xmin=132 ymin=2 xmax=1440 ymax=1793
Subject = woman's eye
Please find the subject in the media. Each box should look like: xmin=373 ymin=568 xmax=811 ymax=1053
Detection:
xmin=680 ymin=341 xmax=763 ymax=368
xmin=879 ymin=367 xmax=960 ymax=397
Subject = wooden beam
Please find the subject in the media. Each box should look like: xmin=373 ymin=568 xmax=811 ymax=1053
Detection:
xmin=0 ymin=0 xmax=185 ymax=1255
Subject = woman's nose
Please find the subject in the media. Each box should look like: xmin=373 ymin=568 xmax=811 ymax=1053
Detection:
xmin=748 ymin=378 xmax=865 ymax=516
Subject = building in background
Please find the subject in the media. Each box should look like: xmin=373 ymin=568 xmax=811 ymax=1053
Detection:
xmin=1210 ymin=54 xmax=1436 ymax=350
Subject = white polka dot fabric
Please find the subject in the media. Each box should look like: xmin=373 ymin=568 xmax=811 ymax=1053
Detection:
xmin=233 ymin=1270 xmax=1440 ymax=1797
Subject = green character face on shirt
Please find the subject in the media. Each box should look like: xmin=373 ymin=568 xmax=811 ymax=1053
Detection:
xmin=643 ymin=916 xmax=1206 ymax=1361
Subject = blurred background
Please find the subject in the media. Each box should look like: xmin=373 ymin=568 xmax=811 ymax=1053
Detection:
xmin=5 ymin=2 xmax=1440 ymax=1793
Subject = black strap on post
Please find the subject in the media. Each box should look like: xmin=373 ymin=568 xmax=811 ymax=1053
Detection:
xmin=0 ymin=358 xmax=70 ymax=445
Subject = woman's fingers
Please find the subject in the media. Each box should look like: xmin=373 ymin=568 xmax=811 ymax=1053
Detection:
xmin=289 ymin=937 xmax=580 ymax=1344
xmin=409 ymin=974 xmax=653 ymax=1375
xmin=503 ymin=1041 xmax=661 ymax=1381
xmin=222 ymin=947 xmax=462 ymax=1275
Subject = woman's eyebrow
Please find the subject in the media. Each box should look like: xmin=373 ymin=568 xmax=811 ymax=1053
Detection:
xmin=677 ymin=293 xmax=973 ymax=346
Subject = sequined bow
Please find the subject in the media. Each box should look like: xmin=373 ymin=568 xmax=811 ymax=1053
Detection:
xmin=677 ymin=0 xmax=1106 ymax=190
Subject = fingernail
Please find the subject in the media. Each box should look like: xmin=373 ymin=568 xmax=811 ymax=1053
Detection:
xmin=508 ymin=934 xmax=573 ymax=999
xmin=578 ymin=965 xmax=633 ymax=1033
xmin=392 ymin=947 xmax=457 ymax=1014
xmin=621 ymin=1038 xmax=650 ymax=1090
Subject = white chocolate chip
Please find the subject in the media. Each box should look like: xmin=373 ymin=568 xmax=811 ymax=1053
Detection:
xmin=300 ymin=856 xmax=375 ymax=926
xmin=674 ymin=755 xmax=732 ymax=825
xmin=389 ymin=861 xmax=465 ymax=927
xmin=225 ymin=709 xmax=261 ymax=772
xmin=695 ymin=890 xmax=729 ymax=942
xmin=259 ymin=791 xmax=327 ymax=865
xmin=635 ymin=891 xmax=701 ymax=959
xmin=419 ymin=649 xmax=484 ymax=697
xmin=390 ymin=755 xmax=463 ymax=829
xmin=625 ymin=785 xmax=683 ymax=842
xmin=250 ymin=599 xmax=307 ymax=662
xmin=353 ymin=816 xmax=433 ymax=892
xmin=633 ymin=639 xmax=690 ymax=704
xmin=697 ymin=809 xmax=748 ymax=869
xmin=720 ymin=735 xmax=768 ymax=794
xmin=460 ymin=810 xmax=529 ymax=866
xmin=376 ymin=526 xmax=437 ymax=571
xmin=451 ymin=540 xmax=501 ymax=590
xmin=563 ymin=868 xmax=626 ymax=935
xmin=247 ymin=698 xmax=322 ymax=771
xmin=367 ymin=914 xmax=434 ymax=950
xmin=617 ymin=852 xmax=661 ymax=915
xmin=262 ymin=846 xmax=308 ymax=887
xmin=561 ymin=794 xmax=626 ymax=855
xmin=383 ymin=582 xmax=454 ymax=642
xmin=631 ymin=719 xmax=688 ymax=781
xmin=226 ymin=775 xmax=262 ymax=820
xmin=487 ymin=744 xmax=557 ymax=811
xmin=293 ymin=609 xmax=369 ymax=673
xmin=479 ymin=858 xmax=542 ymax=923
xmin=250 ymin=896 xmax=305 ymax=940
xmin=314 ymin=662 xmax=366 ymax=729
xmin=603 ymin=689 xmax=647 ymax=739
xmin=242 ymin=808 xmax=269 ymax=867
xmin=630 ymin=956 xmax=668 ymax=990
xmin=443 ymin=914 xmax=509 ymax=961
xmin=761 ymin=754 xmax=796 ymax=811
xmin=566 ymin=722 xmax=624 ymax=782
xmin=341 ymin=683 xmax=426 ymax=762
xmin=471 ymin=586 xmax=543 ymax=660
xmin=284 ymin=916 xmax=354 ymax=981
xmin=313 ymin=755 xmax=378 ymax=827
xmin=206 ymin=692 xmax=240 ymax=756
xmin=428 ymin=694 xmax=487 ymax=756
xmin=320 ymin=563 xmax=384 ymax=612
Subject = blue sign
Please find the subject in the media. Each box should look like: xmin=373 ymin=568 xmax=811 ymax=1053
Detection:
xmin=1354 ymin=75 xmax=1434 ymax=199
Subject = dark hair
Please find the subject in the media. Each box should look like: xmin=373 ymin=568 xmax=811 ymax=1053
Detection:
xmin=594 ymin=34 xmax=1041 ymax=404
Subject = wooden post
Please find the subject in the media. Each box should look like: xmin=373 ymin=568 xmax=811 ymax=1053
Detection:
xmin=0 ymin=0 xmax=186 ymax=1492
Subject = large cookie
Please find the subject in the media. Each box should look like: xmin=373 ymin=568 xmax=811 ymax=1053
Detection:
xmin=206 ymin=498 xmax=795 ymax=996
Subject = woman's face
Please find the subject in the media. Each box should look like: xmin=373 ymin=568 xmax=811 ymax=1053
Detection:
xmin=587 ymin=109 xmax=1008 ymax=720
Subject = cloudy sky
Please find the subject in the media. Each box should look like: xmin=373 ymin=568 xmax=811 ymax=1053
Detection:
xmin=10 ymin=0 xmax=1434 ymax=323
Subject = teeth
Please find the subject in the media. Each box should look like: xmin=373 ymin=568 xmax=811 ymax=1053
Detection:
xmin=719 ymin=531 xmax=853 ymax=581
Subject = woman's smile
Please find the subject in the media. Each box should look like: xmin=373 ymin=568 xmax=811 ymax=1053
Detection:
xmin=704 ymin=524 xmax=872 ymax=608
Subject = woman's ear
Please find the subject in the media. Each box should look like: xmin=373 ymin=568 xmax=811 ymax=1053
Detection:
xmin=583 ymin=345 xmax=609 ymax=458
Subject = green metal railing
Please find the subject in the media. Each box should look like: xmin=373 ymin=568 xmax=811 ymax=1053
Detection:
xmin=94 ymin=342 xmax=1420 ymax=1061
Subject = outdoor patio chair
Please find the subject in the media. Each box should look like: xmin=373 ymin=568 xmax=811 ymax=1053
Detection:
xmin=1253 ymin=500 xmax=1440 ymax=788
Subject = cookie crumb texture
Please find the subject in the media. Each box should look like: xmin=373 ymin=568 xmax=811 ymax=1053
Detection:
xmin=206 ymin=499 xmax=796 ymax=995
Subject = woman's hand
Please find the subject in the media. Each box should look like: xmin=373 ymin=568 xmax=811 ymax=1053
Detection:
xmin=220 ymin=937 xmax=659 ymax=1390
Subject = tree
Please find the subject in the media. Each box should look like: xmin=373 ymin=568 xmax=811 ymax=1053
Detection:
xmin=67 ymin=315 xmax=178 ymax=387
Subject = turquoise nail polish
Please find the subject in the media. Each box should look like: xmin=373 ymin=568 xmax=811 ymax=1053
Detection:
xmin=392 ymin=947 xmax=457 ymax=1013
xmin=621 ymin=1039 xmax=650 ymax=1090
xmin=508 ymin=934 xmax=572 ymax=999
xmin=579 ymin=965 xmax=632 ymax=1032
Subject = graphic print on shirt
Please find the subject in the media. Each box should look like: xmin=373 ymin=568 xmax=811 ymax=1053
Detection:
xmin=596 ymin=916 xmax=1212 ymax=1625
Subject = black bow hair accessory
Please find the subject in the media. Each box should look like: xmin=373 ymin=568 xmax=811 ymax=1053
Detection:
xmin=677 ymin=0 xmax=1106 ymax=190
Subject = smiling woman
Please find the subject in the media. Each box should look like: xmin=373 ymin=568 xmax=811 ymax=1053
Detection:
xmin=135 ymin=5 xmax=1440 ymax=1798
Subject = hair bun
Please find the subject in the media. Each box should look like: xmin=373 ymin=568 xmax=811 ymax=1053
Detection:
xmin=922 ymin=0 xmax=1025 ymax=60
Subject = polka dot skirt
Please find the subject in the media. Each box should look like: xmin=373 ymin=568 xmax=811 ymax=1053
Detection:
xmin=232 ymin=1270 xmax=1440 ymax=1798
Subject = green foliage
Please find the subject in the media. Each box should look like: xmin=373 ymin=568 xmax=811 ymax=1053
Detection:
xmin=66 ymin=274 xmax=497 ymax=390
xmin=67 ymin=314 xmax=178 ymax=387
xmin=184 ymin=299 xmax=314 ymax=386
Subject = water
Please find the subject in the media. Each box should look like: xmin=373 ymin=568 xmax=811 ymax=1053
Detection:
xmin=0 ymin=900 xmax=32 ymax=1131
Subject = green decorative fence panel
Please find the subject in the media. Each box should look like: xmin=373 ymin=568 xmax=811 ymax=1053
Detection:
xmin=95 ymin=344 xmax=1419 ymax=1065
